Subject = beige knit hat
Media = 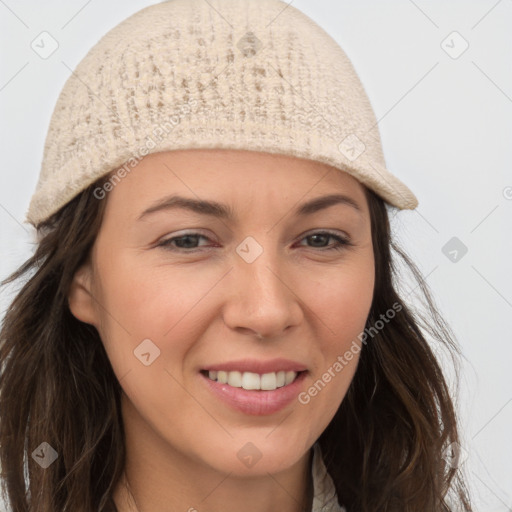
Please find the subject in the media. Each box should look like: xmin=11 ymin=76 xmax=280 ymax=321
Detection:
xmin=26 ymin=0 xmax=418 ymax=227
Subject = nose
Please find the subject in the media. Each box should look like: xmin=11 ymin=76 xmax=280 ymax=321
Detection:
xmin=221 ymin=248 xmax=304 ymax=340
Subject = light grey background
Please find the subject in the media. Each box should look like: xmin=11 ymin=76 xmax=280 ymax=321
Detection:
xmin=1 ymin=1 xmax=511 ymax=510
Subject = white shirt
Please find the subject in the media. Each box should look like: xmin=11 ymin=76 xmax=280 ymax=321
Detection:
xmin=310 ymin=442 xmax=347 ymax=512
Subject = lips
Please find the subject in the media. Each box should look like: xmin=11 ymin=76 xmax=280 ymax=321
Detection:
xmin=198 ymin=358 xmax=308 ymax=415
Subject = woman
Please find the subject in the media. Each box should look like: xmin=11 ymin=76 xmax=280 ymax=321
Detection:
xmin=0 ymin=0 xmax=472 ymax=510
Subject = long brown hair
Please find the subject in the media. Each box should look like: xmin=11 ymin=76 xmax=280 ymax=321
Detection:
xmin=0 ymin=176 xmax=472 ymax=511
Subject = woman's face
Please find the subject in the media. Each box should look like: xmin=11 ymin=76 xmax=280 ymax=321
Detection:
xmin=69 ymin=148 xmax=375 ymax=477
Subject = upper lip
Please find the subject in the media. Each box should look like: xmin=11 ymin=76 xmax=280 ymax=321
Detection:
xmin=201 ymin=358 xmax=308 ymax=374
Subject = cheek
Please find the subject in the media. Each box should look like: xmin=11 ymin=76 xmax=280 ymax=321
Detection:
xmin=297 ymin=258 xmax=374 ymax=418
xmin=101 ymin=266 xmax=200 ymax=335
xmin=90 ymin=256 xmax=216 ymax=427
xmin=332 ymin=268 xmax=374 ymax=340
xmin=311 ymin=256 xmax=375 ymax=344
xmin=91 ymin=250 xmax=220 ymax=373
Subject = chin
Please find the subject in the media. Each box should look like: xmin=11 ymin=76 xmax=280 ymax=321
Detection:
xmin=194 ymin=436 xmax=310 ymax=477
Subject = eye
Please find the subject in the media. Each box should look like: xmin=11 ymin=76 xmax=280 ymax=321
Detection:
xmin=296 ymin=231 xmax=353 ymax=252
xmin=157 ymin=232 xmax=212 ymax=251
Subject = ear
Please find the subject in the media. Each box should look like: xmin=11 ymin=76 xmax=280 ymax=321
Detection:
xmin=68 ymin=261 xmax=98 ymax=326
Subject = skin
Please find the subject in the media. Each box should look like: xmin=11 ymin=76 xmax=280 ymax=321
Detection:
xmin=68 ymin=148 xmax=375 ymax=512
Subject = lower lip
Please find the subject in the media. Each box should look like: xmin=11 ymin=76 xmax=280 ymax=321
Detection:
xmin=199 ymin=371 xmax=308 ymax=416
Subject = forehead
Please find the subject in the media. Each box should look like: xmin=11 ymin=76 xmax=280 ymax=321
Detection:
xmin=103 ymin=148 xmax=370 ymax=217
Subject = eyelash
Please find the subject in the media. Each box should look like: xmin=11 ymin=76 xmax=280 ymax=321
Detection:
xmin=156 ymin=231 xmax=353 ymax=253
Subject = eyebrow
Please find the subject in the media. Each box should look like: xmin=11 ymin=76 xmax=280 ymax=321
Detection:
xmin=137 ymin=193 xmax=364 ymax=221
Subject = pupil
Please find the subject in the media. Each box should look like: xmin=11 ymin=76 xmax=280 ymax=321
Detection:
xmin=310 ymin=234 xmax=327 ymax=247
xmin=177 ymin=235 xmax=197 ymax=248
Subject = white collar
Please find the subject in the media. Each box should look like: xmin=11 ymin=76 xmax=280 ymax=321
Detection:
xmin=310 ymin=442 xmax=347 ymax=512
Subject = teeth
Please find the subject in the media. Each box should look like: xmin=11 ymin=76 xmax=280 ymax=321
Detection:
xmin=228 ymin=371 xmax=242 ymax=388
xmin=242 ymin=372 xmax=260 ymax=390
xmin=206 ymin=370 xmax=299 ymax=390
xmin=285 ymin=371 xmax=296 ymax=385
xmin=260 ymin=372 xmax=276 ymax=390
